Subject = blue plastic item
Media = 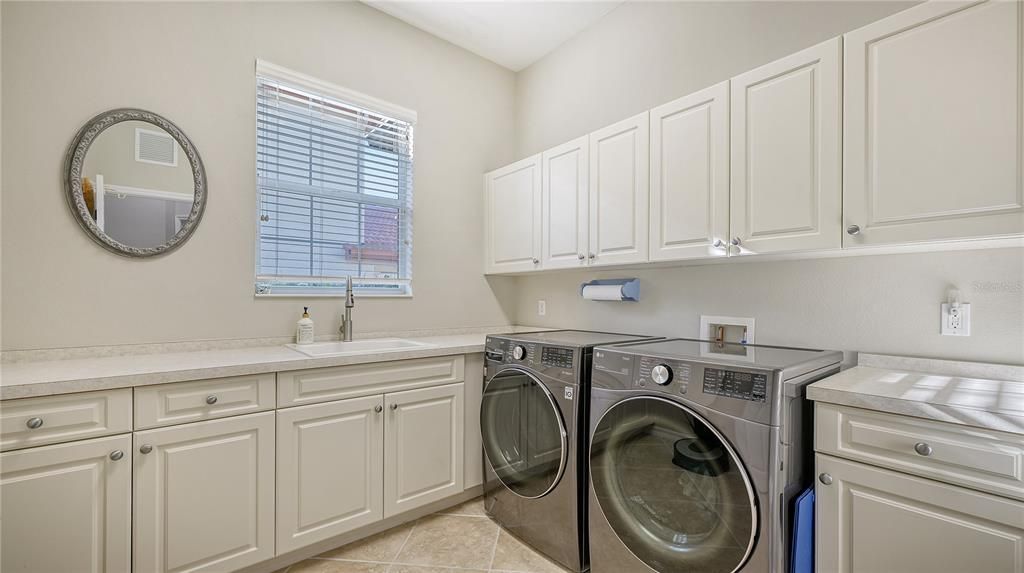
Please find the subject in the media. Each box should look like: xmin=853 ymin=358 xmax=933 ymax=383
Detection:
xmin=791 ymin=487 xmax=815 ymax=573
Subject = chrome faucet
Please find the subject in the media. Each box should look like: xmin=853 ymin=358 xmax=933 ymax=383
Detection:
xmin=340 ymin=276 xmax=355 ymax=342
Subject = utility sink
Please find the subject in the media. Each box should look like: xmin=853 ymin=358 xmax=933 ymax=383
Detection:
xmin=286 ymin=338 xmax=436 ymax=358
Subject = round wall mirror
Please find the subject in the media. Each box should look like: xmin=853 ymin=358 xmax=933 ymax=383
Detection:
xmin=63 ymin=108 xmax=206 ymax=257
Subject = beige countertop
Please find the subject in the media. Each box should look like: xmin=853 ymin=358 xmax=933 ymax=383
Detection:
xmin=0 ymin=333 xmax=494 ymax=400
xmin=807 ymin=353 xmax=1024 ymax=435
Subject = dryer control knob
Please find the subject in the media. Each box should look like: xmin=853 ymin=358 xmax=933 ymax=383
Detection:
xmin=512 ymin=345 xmax=527 ymax=361
xmin=651 ymin=364 xmax=673 ymax=385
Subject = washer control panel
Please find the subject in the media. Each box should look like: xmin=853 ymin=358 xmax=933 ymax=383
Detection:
xmin=702 ymin=368 xmax=767 ymax=403
xmin=637 ymin=356 xmax=691 ymax=394
xmin=541 ymin=347 xmax=574 ymax=369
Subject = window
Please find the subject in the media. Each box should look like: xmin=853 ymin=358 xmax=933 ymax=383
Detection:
xmin=254 ymin=61 xmax=415 ymax=297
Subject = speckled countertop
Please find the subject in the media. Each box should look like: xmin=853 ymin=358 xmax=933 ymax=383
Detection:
xmin=808 ymin=353 xmax=1024 ymax=435
xmin=0 ymin=331 xmax=511 ymax=400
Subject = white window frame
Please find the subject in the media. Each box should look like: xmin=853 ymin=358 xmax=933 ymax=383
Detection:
xmin=253 ymin=60 xmax=417 ymax=298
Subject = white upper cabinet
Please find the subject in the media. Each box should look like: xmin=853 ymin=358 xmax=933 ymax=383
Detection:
xmin=484 ymin=155 xmax=542 ymax=273
xmin=843 ymin=0 xmax=1024 ymax=246
xmin=730 ymin=37 xmax=843 ymax=255
xmin=542 ymin=136 xmax=590 ymax=269
xmin=589 ymin=111 xmax=651 ymax=266
xmin=649 ymin=81 xmax=731 ymax=261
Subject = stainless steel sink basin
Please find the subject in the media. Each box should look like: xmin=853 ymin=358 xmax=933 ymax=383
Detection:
xmin=286 ymin=338 xmax=436 ymax=357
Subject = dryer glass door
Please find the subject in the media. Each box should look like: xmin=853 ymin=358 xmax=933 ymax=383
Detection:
xmin=591 ymin=396 xmax=757 ymax=573
xmin=481 ymin=368 xmax=568 ymax=499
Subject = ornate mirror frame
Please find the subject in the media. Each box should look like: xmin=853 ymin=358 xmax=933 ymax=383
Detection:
xmin=63 ymin=108 xmax=207 ymax=257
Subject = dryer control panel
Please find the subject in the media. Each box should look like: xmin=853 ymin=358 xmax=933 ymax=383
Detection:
xmin=702 ymin=368 xmax=768 ymax=403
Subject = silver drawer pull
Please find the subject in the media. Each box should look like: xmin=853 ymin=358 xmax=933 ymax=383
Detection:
xmin=818 ymin=473 xmax=833 ymax=485
xmin=205 ymin=395 xmax=218 ymax=405
xmin=26 ymin=417 xmax=43 ymax=430
xmin=914 ymin=442 xmax=933 ymax=457
xmin=139 ymin=444 xmax=153 ymax=454
xmin=390 ymin=403 xmax=399 ymax=411
xmin=374 ymin=405 xmax=383 ymax=413
xmin=109 ymin=450 xmax=124 ymax=461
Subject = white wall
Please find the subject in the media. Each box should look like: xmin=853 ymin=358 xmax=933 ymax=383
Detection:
xmin=1 ymin=1 xmax=518 ymax=351
xmin=510 ymin=0 xmax=1024 ymax=365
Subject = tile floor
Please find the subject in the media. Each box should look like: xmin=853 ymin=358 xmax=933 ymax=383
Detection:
xmin=280 ymin=497 xmax=571 ymax=573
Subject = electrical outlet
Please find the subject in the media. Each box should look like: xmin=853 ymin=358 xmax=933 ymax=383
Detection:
xmin=537 ymin=300 xmax=546 ymax=316
xmin=941 ymin=302 xmax=971 ymax=336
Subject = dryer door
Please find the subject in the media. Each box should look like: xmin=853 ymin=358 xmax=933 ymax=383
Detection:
xmin=481 ymin=367 xmax=568 ymax=499
xmin=590 ymin=396 xmax=758 ymax=573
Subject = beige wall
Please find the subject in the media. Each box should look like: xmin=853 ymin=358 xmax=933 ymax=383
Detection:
xmin=510 ymin=0 xmax=1024 ymax=365
xmin=1 ymin=1 xmax=518 ymax=350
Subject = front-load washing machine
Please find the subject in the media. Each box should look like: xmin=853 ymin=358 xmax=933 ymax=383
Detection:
xmin=588 ymin=339 xmax=841 ymax=573
xmin=481 ymin=330 xmax=660 ymax=572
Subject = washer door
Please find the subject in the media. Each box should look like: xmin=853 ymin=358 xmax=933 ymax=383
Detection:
xmin=590 ymin=396 xmax=757 ymax=573
xmin=481 ymin=367 xmax=568 ymax=499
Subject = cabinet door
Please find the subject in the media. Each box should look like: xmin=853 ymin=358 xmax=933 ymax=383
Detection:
xmin=731 ymin=37 xmax=842 ymax=255
xmin=484 ymin=155 xmax=542 ymax=273
xmin=384 ymin=382 xmax=464 ymax=517
xmin=134 ymin=412 xmax=275 ymax=573
xmin=542 ymin=136 xmax=590 ymax=269
xmin=816 ymin=454 xmax=1024 ymax=573
xmin=649 ymin=81 xmax=730 ymax=261
xmin=588 ymin=111 xmax=650 ymax=266
xmin=276 ymin=395 xmax=384 ymax=554
xmin=844 ymin=0 xmax=1024 ymax=246
xmin=1 ymin=434 xmax=132 ymax=573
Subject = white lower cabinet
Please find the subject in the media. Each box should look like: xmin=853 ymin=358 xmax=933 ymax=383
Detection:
xmin=385 ymin=383 xmax=465 ymax=517
xmin=133 ymin=412 xmax=276 ymax=573
xmin=1 ymin=434 xmax=132 ymax=573
xmin=276 ymin=395 xmax=384 ymax=553
xmin=816 ymin=454 xmax=1024 ymax=573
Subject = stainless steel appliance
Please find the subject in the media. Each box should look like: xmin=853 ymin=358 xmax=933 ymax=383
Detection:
xmin=588 ymin=339 xmax=841 ymax=573
xmin=482 ymin=330 xmax=660 ymax=573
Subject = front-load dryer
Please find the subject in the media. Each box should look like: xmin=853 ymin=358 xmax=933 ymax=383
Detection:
xmin=481 ymin=330 xmax=659 ymax=572
xmin=588 ymin=339 xmax=841 ymax=573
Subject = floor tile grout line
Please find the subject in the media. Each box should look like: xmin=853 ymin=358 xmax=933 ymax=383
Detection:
xmin=486 ymin=521 xmax=503 ymax=571
xmin=390 ymin=517 xmax=418 ymax=566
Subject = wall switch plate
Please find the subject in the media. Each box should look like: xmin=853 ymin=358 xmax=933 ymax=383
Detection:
xmin=537 ymin=300 xmax=546 ymax=316
xmin=941 ymin=302 xmax=971 ymax=336
xmin=700 ymin=315 xmax=755 ymax=344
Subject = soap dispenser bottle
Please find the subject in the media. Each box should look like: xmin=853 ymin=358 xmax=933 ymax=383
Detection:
xmin=296 ymin=307 xmax=315 ymax=345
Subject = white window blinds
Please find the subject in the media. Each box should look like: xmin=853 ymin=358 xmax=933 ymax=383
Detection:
xmin=255 ymin=62 xmax=415 ymax=296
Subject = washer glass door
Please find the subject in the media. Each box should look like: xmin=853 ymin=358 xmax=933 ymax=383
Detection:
xmin=590 ymin=396 xmax=757 ymax=573
xmin=481 ymin=367 xmax=567 ymax=498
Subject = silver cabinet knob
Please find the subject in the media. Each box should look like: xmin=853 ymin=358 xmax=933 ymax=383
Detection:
xmin=914 ymin=442 xmax=933 ymax=456
xmin=109 ymin=450 xmax=124 ymax=461
xmin=532 ymin=258 xmax=539 ymax=264
xmin=139 ymin=444 xmax=153 ymax=454
xmin=846 ymin=224 xmax=861 ymax=236
xmin=390 ymin=403 xmax=399 ymax=411
xmin=205 ymin=395 xmax=218 ymax=405
xmin=374 ymin=405 xmax=383 ymax=413
xmin=588 ymin=253 xmax=596 ymax=259
xmin=819 ymin=473 xmax=833 ymax=485
xmin=730 ymin=237 xmax=742 ymax=246
xmin=25 ymin=417 xmax=43 ymax=430
xmin=713 ymin=239 xmax=725 ymax=248
xmin=578 ymin=253 xmax=585 ymax=260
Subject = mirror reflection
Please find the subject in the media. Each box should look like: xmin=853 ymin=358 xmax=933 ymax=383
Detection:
xmin=79 ymin=120 xmax=195 ymax=249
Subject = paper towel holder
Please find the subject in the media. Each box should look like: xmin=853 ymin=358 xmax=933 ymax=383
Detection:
xmin=580 ymin=278 xmax=640 ymax=302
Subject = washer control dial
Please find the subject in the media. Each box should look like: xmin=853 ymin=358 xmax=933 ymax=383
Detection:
xmin=651 ymin=364 xmax=673 ymax=385
xmin=512 ymin=345 xmax=527 ymax=361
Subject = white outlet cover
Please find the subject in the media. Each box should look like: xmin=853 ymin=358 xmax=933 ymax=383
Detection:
xmin=537 ymin=300 xmax=546 ymax=316
xmin=940 ymin=303 xmax=971 ymax=336
xmin=700 ymin=315 xmax=755 ymax=343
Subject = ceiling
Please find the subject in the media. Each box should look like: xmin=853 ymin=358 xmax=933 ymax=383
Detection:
xmin=363 ymin=1 xmax=624 ymax=71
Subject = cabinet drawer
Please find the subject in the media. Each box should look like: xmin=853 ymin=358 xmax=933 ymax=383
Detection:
xmin=278 ymin=355 xmax=465 ymax=408
xmin=134 ymin=373 xmax=276 ymax=430
xmin=0 ymin=389 xmax=133 ymax=451
xmin=815 ymin=403 xmax=1024 ymax=500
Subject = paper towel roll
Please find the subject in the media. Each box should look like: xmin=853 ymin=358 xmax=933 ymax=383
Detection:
xmin=581 ymin=284 xmax=625 ymax=301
